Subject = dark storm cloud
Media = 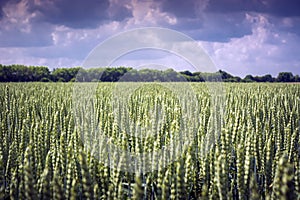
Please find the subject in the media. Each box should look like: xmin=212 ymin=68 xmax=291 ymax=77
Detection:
xmin=157 ymin=0 xmax=300 ymax=42
xmin=0 ymin=0 xmax=18 ymax=19
xmin=0 ymin=0 xmax=8 ymax=18
xmin=206 ymin=0 xmax=300 ymax=17
xmin=30 ymin=0 xmax=109 ymax=28
xmin=29 ymin=0 xmax=131 ymax=29
xmin=159 ymin=0 xmax=201 ymax=18
xmin=206 ymin=0 xmax=261 ymax=13
xmin=265 ymin=0 xmax=300 ymax=17
xmin=187 ymin=13 xmax=252 ymax=42
xmin=202 ymin=12 xmax=253 ymax=41
xmin=108 ymin=2 xmax=132 ymax=21
xmin=0 ymin=0 xmax=54 ymax=47
xmin=0 ymin=0 xmax=132 ymax=47
xmin=167 ymin=12 xmax=252 ymax=42
xmin=155 ymin=0 xmax=253 ymax=42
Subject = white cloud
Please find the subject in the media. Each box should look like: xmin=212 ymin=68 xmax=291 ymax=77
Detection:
xmin=1 ymin=0 xmax=37 ymax=33
xmin=124 ymin=0 xmax=177 ymax=27
xmin=0 ymin=19 xmax=128 ymax=68
xmin=0 ymin=0 xmax=54 ymax=47
xmin=201 ymin=13 xmax=300 ymax=76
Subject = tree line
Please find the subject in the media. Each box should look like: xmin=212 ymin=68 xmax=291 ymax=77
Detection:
xmin=0 ymin=64 xmax=299 ymax=82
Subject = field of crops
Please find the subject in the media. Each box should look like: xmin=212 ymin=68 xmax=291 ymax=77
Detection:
xmin=0 ymin=82 xmax=299 ymax=199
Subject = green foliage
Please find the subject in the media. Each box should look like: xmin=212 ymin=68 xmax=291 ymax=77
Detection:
xmin=0 ymin=64 xmax=50 ymax=82
xmin=0 ymin=64 xmax=300 ymax=82
xmin=277 ymin=72 xmax=295 ymax=82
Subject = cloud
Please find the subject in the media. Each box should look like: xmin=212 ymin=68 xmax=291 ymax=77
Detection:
xmin=201 ymin=13 xmax=300 ymax=76
xmin=0 ymin=0 xmax=53 ymax=47
xmin=159 ymin=0 xmax=209 ymax=18
xmin=27 ymin=0 xmax=133 ymax=29
xmin=269 ymin=16 xmax=300 ymax=37
xmin=261 ymin=0 xmax=300 ymax=17
xmin=28 ymin=21 xmax=123 ymax=59
xmin=144 ymin=0 xmax=253 ymax=42
xmin=0 ymin=0 xmax=130 ymax=47
xmin=0 ymin=0 xmax=16 ymax=19
xmin=29 ymin=0 xmax=110 ymax=29
xmin=124 ymin=0 xmax=177 ymax=27
xmin=206 ymin=0 xmax=300 ymax=17
xmin=182 ymin=12 xmax=252 ymax=42
xmin=206 ymin=0 xmax=262 ymax=13
xmin=108 ymin=0 xmax=133 ymax=21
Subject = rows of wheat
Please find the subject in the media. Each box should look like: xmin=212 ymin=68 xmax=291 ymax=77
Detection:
xmin=0 ymin=82 xmax=299 ymax=199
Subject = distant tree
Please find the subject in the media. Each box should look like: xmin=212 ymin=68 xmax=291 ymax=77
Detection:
xmin=276 ymin=72 xmax=294 ymax=82
xmin=192 ymin=72 xmax=205 ymax=82
xmin=31 ymin=66 xmax=51 ymax=81
xmin=253 ymin=74 xmax=274 ymax=82
xmin=260 ymin=74 xmax=274 ymax=82
xmin=0 ymin=64 xmax=9 ymax=81
xmin=225 ymin=77 xmax=241 ymax=82
xmin=0 ymin=64 xmax=50 ymax=82
xmin=84 ymin=68 xmax=105 ymax=82
xmin=219 ymin=70 xmax=233 ymax=80
xmin=119 ymin=69 xmax=139 ymax=82
xmin=0 ymin=64 xmax=299 ymax=83
xmin=201 ymin=72 xmax=222 ymax=82
xmin=51 ymin=68 xmax=62 ymax=82
xmin=163 ymin=69 xmax=182 ymax=82
xmin=51 ymin=67 xmax=80 ymax=82
xmin=243 ymin=74 xmax=275 ymax=82
xmin=180 ymin=70 xmax=193 ymax=76
xmin=243 ymin=75 xmax=255 ymax=82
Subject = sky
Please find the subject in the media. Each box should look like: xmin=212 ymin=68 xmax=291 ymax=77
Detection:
xmin=0 ymin=0 xmax=300 ymax=77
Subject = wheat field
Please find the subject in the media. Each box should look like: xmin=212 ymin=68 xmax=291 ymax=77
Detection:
xmin=0 ymin=82 xmax=299 ymax=199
